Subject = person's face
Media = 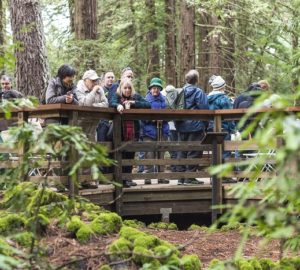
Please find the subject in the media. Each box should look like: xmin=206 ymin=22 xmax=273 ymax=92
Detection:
xmin=104 ymin=72 xmax=115 ymax=87
xmin=122 ymin=70 xmax=134 ymax=81
xmin=1 ymin=79 xmax=11 ymax=91
xmin=85 ymin=78 xmax=98 ymax=91
xmin=122 ymin=84 xmax=132 ymax=97
xmin=62 ymin=76 xmax=74 ymax=88
xmin=150 ymin=86 xmax=160 ymax=97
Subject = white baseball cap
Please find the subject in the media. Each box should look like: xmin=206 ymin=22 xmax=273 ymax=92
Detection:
xmin=82 ymin=70 xmax=100 ymax=80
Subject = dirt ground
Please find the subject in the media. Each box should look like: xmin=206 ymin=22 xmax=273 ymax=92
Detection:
xmin=42 ymin=226 xmax=283 ymax=270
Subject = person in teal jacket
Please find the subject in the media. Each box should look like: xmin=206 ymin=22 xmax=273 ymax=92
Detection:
xmin=207 ymin=75 xmax=235 ymax=159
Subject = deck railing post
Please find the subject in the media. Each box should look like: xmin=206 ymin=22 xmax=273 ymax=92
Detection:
xmin=18 ymin=111 xmax=29 ymax=181
xmin=68 ymin=110 xmax=79 ymax=198
xmin=113 ymin=114 xmax=123 ymax=215
xmin=211 ymin=114 xmax=223 ymax=223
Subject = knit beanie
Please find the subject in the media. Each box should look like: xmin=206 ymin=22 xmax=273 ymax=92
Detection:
xmin=209 ymin=75 xmax=226 ymax=90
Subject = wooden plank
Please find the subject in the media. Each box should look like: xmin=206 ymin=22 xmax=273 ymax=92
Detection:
xmin=121 ymin=141 xmax=212 ymax=152
xmin=123 ymin=171 xmax=210 ymax=180
xmin=78 ymin=174 xmax=114 ymax=182
xmin=113 ymin=114 xmax=123 ymax=215
xmin=0 ymin=161 xmax=19 ymax=168
xmin=0 ymin=146 xmax=18 ymax=154
xmin=227 ymin=171 xmax=274 ymax=178
xmin=122 ymin=189 xmax=212 ymax=202
xmin=122 ymin=200 xmax=212 ymax=215
xmin=29 ymin=176 xmax=68 ymax=184
xmin=224 ymin=141 xmax=259 ymax=151
xmin=122 ymin=158 xmax=211 ymax=166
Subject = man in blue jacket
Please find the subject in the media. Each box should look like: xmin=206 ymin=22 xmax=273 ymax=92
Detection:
xmin=176 ymin=70 xmax=209 ymax=185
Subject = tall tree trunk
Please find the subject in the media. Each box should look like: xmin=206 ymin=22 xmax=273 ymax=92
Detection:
xmin=208 ymin=15 xmax=220 ymax=77
xmin=74 ymin=0 xmax=97 ymax=40
xmin=68 ymin=0 xmax=75 ymax=33
xmin=0 ymin=0 xmax=5 ymax=74
xmin=164 ymin=0 xmax=177 ymax=86
xmin=74 ymin=0 xmax=97 ymax=70
xmin=145 ymin=0 xmax=160 ymax=83
xmin=9 ymin=0 xmax=49 ymax=101
xmin=179 ymin=1 xmax=195 ymax=85
xmin=197 ymin=11 xmax=210 ymax=91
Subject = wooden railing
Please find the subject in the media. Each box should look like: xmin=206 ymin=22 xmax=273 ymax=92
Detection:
xmin=1 ymin=104 xmax=298 ymax=218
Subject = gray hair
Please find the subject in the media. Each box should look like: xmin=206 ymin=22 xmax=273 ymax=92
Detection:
xmin=185 ymin=69 xmax=199 ymax=85
xmin=1 ymin=75 xmax=12 ymax=82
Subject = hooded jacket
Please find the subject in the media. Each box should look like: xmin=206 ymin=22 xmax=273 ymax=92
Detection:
xmin=176 ymin=84 xmax=209 ymax=133
xmin=207 ymin=91 xmax=235 ymax=133
xmin=142 ymin=92 xmax=169 ymax=140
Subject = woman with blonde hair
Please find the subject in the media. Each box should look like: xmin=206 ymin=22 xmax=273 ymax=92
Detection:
xmin=110 ymin=79 xmax=150 ymax=187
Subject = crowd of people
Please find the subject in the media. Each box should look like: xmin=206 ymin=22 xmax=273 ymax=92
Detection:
xmin=0 ymin=65 xmax=270 ymax=188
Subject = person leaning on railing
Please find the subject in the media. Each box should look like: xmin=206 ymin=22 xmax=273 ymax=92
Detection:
xmin=45 ymin=64 xmax=78 ymax=125
xmin=142 ymin=77 xmax=169 ymax=185
xmin=110 ymin=79 xmax=151 ymax=188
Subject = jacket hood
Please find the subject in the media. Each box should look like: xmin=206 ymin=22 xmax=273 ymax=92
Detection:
xmin=183 ymin=84 xmax=199 ymax=98
xmin=208 ymin=92 xmax=226 ymax=103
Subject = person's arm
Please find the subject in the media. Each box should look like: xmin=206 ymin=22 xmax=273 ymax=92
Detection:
xmin=46 ymin=79 xmax=66 ymax=104
xmin=132 ymin=94 xmax=151 ymax=109
xmin=92 ymin=88 xmax=109 ymax=108
xmin=196 ymin=90 xmax=209 ymax=110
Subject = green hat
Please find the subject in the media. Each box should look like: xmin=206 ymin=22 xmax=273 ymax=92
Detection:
xmin=148 ymin=77 xmax=163 ymax=90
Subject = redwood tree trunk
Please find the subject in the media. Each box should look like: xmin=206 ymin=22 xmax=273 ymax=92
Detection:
xmin=0 ymin=0 xmax=5 ymax=74
xmin=68 ymin=0 xmax=75 ymax=34
xmin=145 ymin=0 xmax=160 ymax=82
xmin=74 ymin=0 xmax=97 ymax=40
xmin=165 ymin=0 xmax=177 ymax=86
xmin=179 ymin=1 xmax=195 ymax=85
xmin=9 ymin=0 xmax=49 ymax=101
xmin=208 ymin=15 xmax=221 ymax=77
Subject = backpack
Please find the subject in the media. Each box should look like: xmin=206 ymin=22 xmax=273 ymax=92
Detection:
xmin=165 ymin=87 xmax=185 ymax=109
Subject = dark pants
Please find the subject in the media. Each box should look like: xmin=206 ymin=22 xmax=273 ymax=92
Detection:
xmin=177 ymin=131 xmax=205 ymax=172
xmin=169 ymin=130 xmax=179 ymax=172
xmin=122 ymin=151 xmax=135 ymax=174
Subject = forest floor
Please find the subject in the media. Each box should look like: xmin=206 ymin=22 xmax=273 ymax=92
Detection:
xmin=43 ymin=225 xmax=283 ymax=270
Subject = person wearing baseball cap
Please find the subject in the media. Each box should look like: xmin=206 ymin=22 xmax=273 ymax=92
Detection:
xmin=76 ymin=69 xmax=108 ymax=108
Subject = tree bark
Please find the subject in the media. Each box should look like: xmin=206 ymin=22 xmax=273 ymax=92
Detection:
xmin=9 ymin=0 xmax=49 ymax=101
xmin=68 ymin=0 xmax=75 ymax=34
xmin=208 ymin=15 xmax=220 ymax=77
xmin=164 ymin=0 xmax=177 ymax=86
xmin=179 ymin=1 xmax=195 ymax=86
xmin=197 ymin=11 xmax=210 ymax=91
xmin=0 ymin=0 xmax=5 ymax=74
xmin=74 ymin=0 xmax=97 ymax=40
xmin=145 ymin=0 xmax=160 ymax=83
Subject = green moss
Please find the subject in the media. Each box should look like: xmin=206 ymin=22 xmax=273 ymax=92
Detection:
xmin=119 ymin=226 xmax=147 ymax=242
xmin=290 ymin=257 xmax=300 ymax=268
xmin=108 ymin=238 xmax=132 ymax=260
xmin=1 ymin=182 xmax=37 ymax=211
xmin=133 ymin=235 xmax=159 ymax=249
xmin=123 ymin=219 xmax=145 ymax=229
xmin=153 ymin=245 xmax=180 ymax=268
xmin=76 ymin=224 xmax=93 ymax=244
xmin=0 ymin=213 xmax=25 ymax=234
xmin=249 ymin=258 xmax=262 ymax=270
xmin=13 ymin=232 xmax=34 ymax=247
xmin=237 ymin=259 xmax=254 ymax=270
xmin=90 ymin=212 xmax=122 ymax=235
xmin=26 ymin=188 xmax=68 ymax=213
xmin=26 ymin=214 xmax=50 ymax=233
xmin=99 ymin=265 xmax=112 ymax=270
xmin=181 ymin=254 xmax=202 ymax=270
xmin=259 ymin=258 xmax=277 ymax=270
xmin=0 ymin=237 xmax=14 ymax=256
xmin=66 ymin=216 xmax=85 ymax=233
xmin=279 ymin=258 xmax=296 ymax=270
xmin=132 ymin=245 xmax=153 ymax=265
xmin=188 ymin=224 xmax=209 ymax=231
xmin=220 ymin=222 xmax=242 ymax=232
xmin=208 ymin=258 xmax=225 ymax=268
xmin=168 ymin=223 xmax=178 ymax=230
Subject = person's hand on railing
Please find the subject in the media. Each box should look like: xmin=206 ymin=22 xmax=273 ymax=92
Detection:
xmin=65 ymin=91 xmax=74 ymax=104
xmin=117 ymin=104 xmax=124 ymax=113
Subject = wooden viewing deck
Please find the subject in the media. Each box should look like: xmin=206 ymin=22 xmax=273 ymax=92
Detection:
xmin=1 ymin=104 xmax=297 ymax=221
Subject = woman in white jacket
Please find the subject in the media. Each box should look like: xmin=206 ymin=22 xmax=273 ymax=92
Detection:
xmin=76 ymin=70 xmax=108 ymax=108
